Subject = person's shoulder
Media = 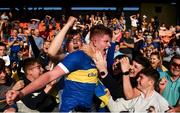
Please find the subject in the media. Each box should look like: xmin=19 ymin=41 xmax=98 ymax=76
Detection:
xmin=67 ymin=50 xmax=90 ymax=60
xmin=154 ymin=91 xmax=168 ymax=102
xmin=68 ymin=50 xmax=88 ymax=56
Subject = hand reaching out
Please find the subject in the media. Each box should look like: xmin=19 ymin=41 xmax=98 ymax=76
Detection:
xmin=6 ymin=90 xmax=21 ymax=105
xmin=120 ymin=57 xmax=130 ymax=73
xmin=93 ymin=51 xmax=108 ymax=78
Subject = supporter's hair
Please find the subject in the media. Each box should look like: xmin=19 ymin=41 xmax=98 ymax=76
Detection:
xmin=43 ymin=39 xmax=51 ymax=44
xmin=133 ymin=55 xmax=151 ymax=68
xmin=138 ymin=67 xmax=160 ymax=88
xmin=66 ymin=29 xmax=82 ymax=44
xmin=170 ymin=55 xmax=180 ymax=63
xmin=22 ymin=58 xmax=40 ymax=75
xmin=112 ymin=55 xmax=129 ymax=74
xmin=90 ymin=24 xmax=112 ymax=40
xmin=0 ymin=42 xmax=6 ymax=47
xmin=150 ymin=52 xmax=162 ymax=66
xmin=0 ymin=58 xmax=5 ymax=71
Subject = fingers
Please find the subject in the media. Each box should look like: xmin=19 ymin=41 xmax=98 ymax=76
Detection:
xmin=6 ymin=91 xmax=14 ymax=105
xmin=6 ymin=90 xmax=18 ymax=105
xmin=120 ymin=57 xmax=130 ymax=72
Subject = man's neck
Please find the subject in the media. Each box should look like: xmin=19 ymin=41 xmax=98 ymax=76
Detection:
xmin=81 ymin=43 xmax=96 ymax=59
xmin=141 ymin=88 xmax=154 ymax=98
xmin=171 ymin=75 xmax=180 ymax=82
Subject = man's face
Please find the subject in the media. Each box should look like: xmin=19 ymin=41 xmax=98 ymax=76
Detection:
xmin=93 ymin=34 xmax=111 ymax=56
xmin=137 ymin=73 xmax=152 ymax=91
xmin=129 ymin=61 xmax=144 ymax=77
xmin=0 ymin=46 xmax=6 ymax=56
xmin=43 ymin=41 xmax=51 ymax=53
xmin=0 ymin=69 xmax=6 ymax=84
xmin=34 ymin=29 xmax=40 ymax=37
xmin=28 ymin=63 xmax=43 ymax=79
xmin=67 ymin=34 xmax=82 ymax=53
xmin=125 ymin=32 xmax=130 ymax=38
xmin=12 ymin=30 xmax=18 ymax=37
xmin=170 ymin=58 xmax=180 ymax=77
xmin=150 ymin=55 xmax=160 ymax=69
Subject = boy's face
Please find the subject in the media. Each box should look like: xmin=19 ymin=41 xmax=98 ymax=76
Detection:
xmin=150 ymin=55 xmax=160 ymax=69
xmin=43 ymin=41 xmax=51 ymax=53
xmin=0 ymin=69 xmax=6 ymax=84
xmin=28 ymin=63 xmax=43 ymax=79
xmin=92 ymin=34 xmax=111 ymax=56
xmin=129 ymin=61 xmax=144 ymax=77
xmin=0 ymin=46 xmax=6 ymax=56
xmin=137 ymin=73 xmax=152 ymax=91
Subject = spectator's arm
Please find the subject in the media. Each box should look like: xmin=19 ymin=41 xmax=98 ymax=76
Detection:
xmin=28 ymin=35 xmax=40 ymax=58
xmin=11 ymin=80 xmax=25 ymax=91
xmin=130 ymin=15 xmax=135 ymax=20
xmin=120 ymin=57 xmax=141 ymax=99
xmin=48 ymin=16 xmax=77 ymax=57
xmin=123 ymin=42 xmax=134 ymax=48
xmin=123 ymin=76 xmax=140 ymax=99
xmin=167 ymin=105 xmax=180 ymax=113
xmin=21 ymin=90 xmax=49 ymax=110
xmin=7 ymin=40 xmax=16 ymax=48
xmin=4 ymin=103 xmax=17 ymax=113
xmin=119 ymin=42 xmax=128 ymax=48
xmin=20 ymin=65 xmax=66 ymax=97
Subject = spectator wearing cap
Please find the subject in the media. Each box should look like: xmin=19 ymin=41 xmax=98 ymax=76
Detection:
xmin=140 ymin=35 xmax=158 ymax=59
xmin=119 ymin=30 xmax=134 ymax=60
xmin=28 ymin=19 xmax=40 ymax=30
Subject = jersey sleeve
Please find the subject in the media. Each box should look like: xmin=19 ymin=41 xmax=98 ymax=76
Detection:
xmin=57 ymin=51 xmax=85 ymax=74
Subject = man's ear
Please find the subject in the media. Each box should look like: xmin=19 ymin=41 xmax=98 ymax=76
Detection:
xmin=92 ymin=39 xmax=97 ymax=47
xmin=26 ymin=69 xmax=31 ymax=75
xmin=149 ymin=79 xmax=154 ymax=86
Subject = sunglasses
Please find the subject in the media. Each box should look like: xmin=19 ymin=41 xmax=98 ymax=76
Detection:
xmin=171 ymin=62 xmax=180 ymax=68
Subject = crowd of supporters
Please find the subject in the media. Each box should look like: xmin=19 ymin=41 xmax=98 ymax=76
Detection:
xmin=0 ymin=11 xmax=180 ymax=112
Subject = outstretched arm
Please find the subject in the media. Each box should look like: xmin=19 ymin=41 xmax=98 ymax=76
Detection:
xmin=6 ymin=65 xmax=66 ymax=105
xmin=120 ymin=57 xmax=140 ymax=99
xmin=48 ymin=16 xmax=77 ymax=57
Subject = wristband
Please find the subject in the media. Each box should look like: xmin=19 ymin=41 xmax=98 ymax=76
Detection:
xmin=100 ymin=71 xmax=108 ymax=78
xmin=122 ymin=71 xmax=129 ymax=76
xmin=18 ymin=91 xmax=24 ymax=99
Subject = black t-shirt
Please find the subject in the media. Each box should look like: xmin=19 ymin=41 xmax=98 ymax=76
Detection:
xmin=120 ymin=37 xmax=134 ymax=54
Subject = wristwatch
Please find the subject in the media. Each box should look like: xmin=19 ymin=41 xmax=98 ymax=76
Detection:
xmin=100 ymin=71 xmax=106 ymax=76
xmin=99 ymin=71 xmax=108 ymax=78
xmin=122 ymin=71 xmax=129 ymax=76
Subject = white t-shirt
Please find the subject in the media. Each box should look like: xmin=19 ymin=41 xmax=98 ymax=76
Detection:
xmin=108 ymin=91 xmax=169 ymax=112
xmin=130 ymin=18 xmax=138 ymax=27
xmin=0 ymin=55 xmax=10 ymax=66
